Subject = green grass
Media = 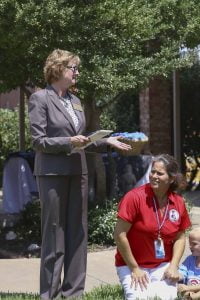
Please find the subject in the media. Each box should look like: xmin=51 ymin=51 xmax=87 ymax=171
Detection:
xmin=0 ymin=294 xmax=38 ymax=300
xmin=83 ymin=284 xmax=123 ymax=299
xmin=0 ymin=285 xmax=180 ymax=300
xmin=0 ymin=285 xmax=123 ymax=300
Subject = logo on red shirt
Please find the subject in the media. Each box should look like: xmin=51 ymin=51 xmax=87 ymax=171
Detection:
xmin=169 ymin=209 xmax=179 ymax=222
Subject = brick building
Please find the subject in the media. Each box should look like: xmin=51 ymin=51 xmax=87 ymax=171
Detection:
xmin=139 ymin=76 xmax=173 ymax=155
xmin=0 ymin=88 xmax=20 ymax=109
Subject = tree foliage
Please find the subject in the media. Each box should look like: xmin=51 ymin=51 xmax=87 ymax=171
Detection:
xmin=100 ymin=89 xmax=139 ymax=132
xmin=1 ymin=0 xmax=200 ymax=107
xmin=0 ymin=105 xmax=32 ymax=169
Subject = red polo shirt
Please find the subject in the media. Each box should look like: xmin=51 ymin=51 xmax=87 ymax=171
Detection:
xmin=115 ymin=184 xmax=191 ymax=268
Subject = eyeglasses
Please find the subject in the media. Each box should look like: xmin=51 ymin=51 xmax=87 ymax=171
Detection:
xmin=66 ymin=65 xmax=79 ymax=72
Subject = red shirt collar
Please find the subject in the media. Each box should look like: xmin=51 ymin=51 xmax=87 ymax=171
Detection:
xmin=145 ymin=183 xmax=176 ymax=204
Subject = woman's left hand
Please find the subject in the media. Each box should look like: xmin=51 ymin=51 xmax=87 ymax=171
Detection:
xmin=162 ymin=264 xmax=180 ymax=283
xmin=106 ymin=136 xmax=132 ymax=151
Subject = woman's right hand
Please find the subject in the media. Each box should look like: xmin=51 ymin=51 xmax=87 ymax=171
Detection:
xmin=70 ymin=135 xmax=90 ymax=148
xmin=131 ymin=266 xmax=149 ymax=291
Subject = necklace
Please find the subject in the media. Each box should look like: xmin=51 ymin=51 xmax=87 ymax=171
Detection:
xmin=153 ymin=197 xmax=169 ymax=239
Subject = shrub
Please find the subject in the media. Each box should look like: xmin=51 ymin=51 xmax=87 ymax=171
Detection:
xmin=88 ymin=201 xmax=118 ymax=245
xmin=0 ymin=105 xmax=32 ymax=171
xmin=3 ymin=198 xmax=118 ymax=247
xmin=14 ymin=200 xmax=41 ymax=244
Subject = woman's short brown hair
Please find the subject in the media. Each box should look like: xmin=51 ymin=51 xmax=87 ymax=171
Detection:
xmin=43 ymin=49 xmax=80 ymax=84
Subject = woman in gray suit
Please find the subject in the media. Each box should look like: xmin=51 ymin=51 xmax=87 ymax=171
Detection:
xmin=28 ymin=49 xmax=130 ymax=300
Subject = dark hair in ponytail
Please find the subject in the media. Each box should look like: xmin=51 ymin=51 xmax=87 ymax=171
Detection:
xmin=152 ymin=154 xmax=187 ymax=192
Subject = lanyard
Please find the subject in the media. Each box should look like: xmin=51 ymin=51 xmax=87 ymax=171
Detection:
xmin=153 ymin=197 xmax=169 ymax=239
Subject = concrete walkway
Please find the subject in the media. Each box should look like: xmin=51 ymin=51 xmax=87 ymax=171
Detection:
xmin=0 ymin=189 xmax=118 ymax=294
xmin=0 ymin=249 xmax=118 ymax=294
xmin=0 ymin=190 xmax=199 ymax=295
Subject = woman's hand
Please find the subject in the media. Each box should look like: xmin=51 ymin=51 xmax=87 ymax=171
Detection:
xmin=162 ymin=264 xmax=180 ymax=283
xmin=131 ymin=267 xmax=149 ymax=291
xmin=70 ymin=135 xmax=90 ymax=148
xmin=106 ymin=136 xmax=132 ymax=151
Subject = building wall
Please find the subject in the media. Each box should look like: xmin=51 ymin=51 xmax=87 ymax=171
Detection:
xmin=0 ymin=88 xmax=20 ymax=109
xmin=140 ymin=76 xmax=172 ymax=155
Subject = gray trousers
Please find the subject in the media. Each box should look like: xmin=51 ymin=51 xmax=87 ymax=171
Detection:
xmin=37 ymin=174 xmax=88 ymax=299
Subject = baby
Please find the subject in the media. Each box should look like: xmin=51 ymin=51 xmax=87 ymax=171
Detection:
xmin=178 ymin=227 xmax=200 ymax=299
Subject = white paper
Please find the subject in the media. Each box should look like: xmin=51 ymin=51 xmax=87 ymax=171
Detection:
xmin=72 ymin=130 xmax=113 ymax=151
xmin=87 ymin=130 xmax=113 ymax=142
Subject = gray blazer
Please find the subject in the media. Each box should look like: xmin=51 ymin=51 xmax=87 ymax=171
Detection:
xmin=28 ymin=86 xmax=88 ymax=175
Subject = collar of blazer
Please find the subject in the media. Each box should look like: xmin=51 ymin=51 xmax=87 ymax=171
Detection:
xmin=46 ymin=85 xmax=84 ymax=133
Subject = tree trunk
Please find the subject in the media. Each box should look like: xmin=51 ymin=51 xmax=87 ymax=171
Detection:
xmin=84 ymin=100 xmax=107 ymax=204
xmin=19 ymin=87 xmax=25 ymax=151
xmin=19 ymin=85 xmax=33 ymax=152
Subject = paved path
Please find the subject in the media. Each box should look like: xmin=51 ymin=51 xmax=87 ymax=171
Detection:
xmin=0 ymin=206 xmax=199 ymax=295
xmin=0 ymin=249 xmax=118 ymax=294
xmin=0 ymin=189 xmax=199 ymax=295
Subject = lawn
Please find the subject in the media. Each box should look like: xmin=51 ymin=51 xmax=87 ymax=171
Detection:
xmin=0 ymin=285 xmax=181 ymax=299
xmin=0 ymin=285 xmax=123 ymax=300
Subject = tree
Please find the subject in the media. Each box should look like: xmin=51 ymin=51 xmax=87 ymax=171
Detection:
xmin=1 ymin=0 xmax=200 ymax=199
xmin=1 ymin=0 xmax=200 ymax=121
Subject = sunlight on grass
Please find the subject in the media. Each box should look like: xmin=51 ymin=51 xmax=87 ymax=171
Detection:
xmin=0 ymin=285 xmax=123 ymax=300
xmin=0 ymin=285 xmax=180 ymax=299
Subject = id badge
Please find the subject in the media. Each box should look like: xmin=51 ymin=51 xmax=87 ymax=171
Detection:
xmin=154 ymin=238 xmax=165 ymax=259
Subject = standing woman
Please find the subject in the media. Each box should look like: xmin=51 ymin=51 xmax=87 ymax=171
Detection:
xmin=29 ymin=49 xmax=130 ymax=300
xmin=114 ymin=154 xmax=191 ymax=300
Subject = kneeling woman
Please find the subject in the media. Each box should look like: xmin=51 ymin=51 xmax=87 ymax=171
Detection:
xmin=114 ymin=154 xmax=191 ymax=300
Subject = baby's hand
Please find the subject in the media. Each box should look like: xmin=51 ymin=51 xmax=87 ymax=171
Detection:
xmin=183 ymin=291 xmax=192 ymax=299
xmin=178 ymin=284 xmax=189 ymax=294
xmin=189 ymin=291 xmax=200 ymax=300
